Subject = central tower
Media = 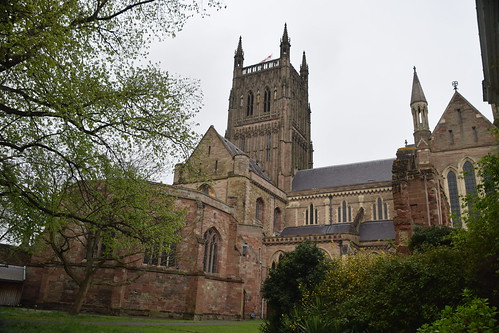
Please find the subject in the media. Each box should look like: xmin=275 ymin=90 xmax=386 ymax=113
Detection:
xmin=225 ymin=24 xmax=313 ymax=191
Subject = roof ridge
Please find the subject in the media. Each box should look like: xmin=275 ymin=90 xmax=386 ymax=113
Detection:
xmin=298 ymin=158 xmax=396 ymax=172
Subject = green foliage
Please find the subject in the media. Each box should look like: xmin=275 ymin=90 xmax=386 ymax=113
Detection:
xmin=0 ymin=0 xmax=222 ymax=244
xmin=277 ymin=147 xmax=499 ymax=332
xmin=0 ymin=0 xmax=222 ymax=314
xmin=458 ymin=144 xmax=499 ymax=306
xmin=417 ymin=290 xmax=498 ymax=333
xmin=287 ymin=248 xmax=468 ymax=332
xmin=408 ymin=225 xmax=455 ymax=253
xmin=261 ymin=241 xmax=330 ymax=333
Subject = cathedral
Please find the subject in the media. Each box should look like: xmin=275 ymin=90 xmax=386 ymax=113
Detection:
xmin=20 ymin=25 xmax=497 ymax=319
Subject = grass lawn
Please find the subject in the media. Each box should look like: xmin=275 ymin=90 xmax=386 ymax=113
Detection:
xmin=0 ymin=307 xmax=262 ymax=333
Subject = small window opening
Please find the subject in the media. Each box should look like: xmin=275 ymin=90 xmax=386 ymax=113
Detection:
xmin=448 ymin=130 xmax=454 ymax=144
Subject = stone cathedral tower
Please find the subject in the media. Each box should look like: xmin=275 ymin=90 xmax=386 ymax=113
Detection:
xmin=225 ymin=24 xmax=313 ymax=191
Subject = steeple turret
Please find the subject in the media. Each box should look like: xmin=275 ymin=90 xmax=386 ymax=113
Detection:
xmin=280 ymin=24 xmax=290 ymax=59
xmin=234 ymin=36 xmax=244 ymax=68
xmin=410 ymin=67 xmax=431 ymax=145
xmin=300 ymin=51 xmax=309 ymax=80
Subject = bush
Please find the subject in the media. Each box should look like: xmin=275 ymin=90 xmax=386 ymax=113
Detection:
xmin=261 ymin=241 xmax=330 ymax=333
xmin=288 ymin=247 xmax=468 ymax=332
xmin=418 ymin=290 xmax=498 ymax=333
xmin=408 ymin=226 xmax=455 ymax=253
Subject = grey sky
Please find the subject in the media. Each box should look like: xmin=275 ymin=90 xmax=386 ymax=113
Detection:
xmin=149 ymin=0 xmax=491 ymax=184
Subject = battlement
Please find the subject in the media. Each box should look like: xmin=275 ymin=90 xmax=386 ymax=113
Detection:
xmin=242 ymin=59 xmax=280 ymax=75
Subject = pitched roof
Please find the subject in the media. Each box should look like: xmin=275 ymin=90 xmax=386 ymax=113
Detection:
xmin=430 ymin=91 xmax=497 ymax=151
xmin=292 ymin=158 xmax=395 ymax=191
xmin=278 ymin=220 xmax=395 ymax=241
xmin=279 ymin=224 xmax=353 ymax=236
xmin=216 ymin=131 xmax=272 ymax=182
xmin=359 ymin=220 xmax=396 ymax=241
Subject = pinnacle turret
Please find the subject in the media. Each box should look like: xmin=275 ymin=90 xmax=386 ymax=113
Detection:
xmin=411 ymin=66 xmax=427 ymax=105
xmin=410 ymin=67 xmax=431 ymax=145
xmin=300 ymin=51 xmax=308 ymax=79
xmin=234 ymin=36 xmax=244 ymax=68
xmin=280 ymin=23 xmax=290 ymax=58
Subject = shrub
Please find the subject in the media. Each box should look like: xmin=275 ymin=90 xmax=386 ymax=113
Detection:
xmin=418 ymin=290 xmax=498 ymax=333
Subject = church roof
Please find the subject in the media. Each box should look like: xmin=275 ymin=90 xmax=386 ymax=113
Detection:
xmin=292 ymin=158 xmax=395 ymax=191
xmin=279 ymin=224 xmax=353 ymax=236
xmin=359 ymin=220 xmax=396 ymax=241
xmin=278 ymin=220 xmax=395 ymax=241
xmin=217 ymin=132 xmax=272 ymax=182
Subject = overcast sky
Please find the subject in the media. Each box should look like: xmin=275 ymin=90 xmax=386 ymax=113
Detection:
xmin=149 ymin=0 xmax=491 ymax=184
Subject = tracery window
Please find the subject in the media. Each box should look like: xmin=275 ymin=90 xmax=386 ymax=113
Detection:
xmin=447 ymin=170 xmax=461 ymax=227
xmin=306 ymin=204 xmax=318 ymax=225
xmin=203 ymin=228 xmax=219 ymax=273
xmin=247 ymin=91 xmax=254 ymax=116
xmin=372 ymin=197 xmax=388 ymax=220
xmin=463 ymin=161 xmax=477 ymax=212
xmin=143 ymin=244 xmax=176 ymax=268
xmin=338 ymin=201 xmax=351 ymax=222
xmin=463 ymin=161 xmax=477 ymax=197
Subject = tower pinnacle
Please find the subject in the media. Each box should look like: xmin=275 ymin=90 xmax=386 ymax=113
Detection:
xmin=234 ymin=36 xmax=244 ymax=68
xmin=280 ymin=23 xmax=290 ymax=58
xmin=410 ymin=67 xmax=427 ymax=105
xmin=300 ymin=51 xmax=309 ymax=80
xmin=410 ymin=67 xmax=431 ymax=145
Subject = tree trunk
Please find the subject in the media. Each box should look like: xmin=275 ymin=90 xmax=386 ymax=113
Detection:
xmin=70 ymin=272 xmax=94 ymax=315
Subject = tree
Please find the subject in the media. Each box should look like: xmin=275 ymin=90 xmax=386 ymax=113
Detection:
xmin=458 ymin=141 xmax=499 ymax=306
xmin=262 ymin=241 xmax=330 ymax=333
xmin=288 ymin=249 xmax=468 ymax=332
xmin=0 ymin=0 xmax=220 ymax=313
xmin=418 ymin=290 xmax=498 ymax=333
xmin=408 ymin=225 xmax=456 ymax=253
xmin=40 ymin=174 xmax=186 ymax=314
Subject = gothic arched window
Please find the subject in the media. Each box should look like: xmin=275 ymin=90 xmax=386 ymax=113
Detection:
xmin=256 ymin=198 xmax=264 ymax=223
xmin=198 ymin=184 xmax=214 ymax=196
xmin=372 ymin=197 xmax=388 ymax=220
xmin=377 ymin=197 xmax=383 ymax=220
xmin=447 ymin=170 xmax=461 ymax=227
xmin=463 ymin=161 xmax=477 ymax=212
xmin=463 ymin=161 xmax=477 ymax=197
xmin=143 ymin=243 xmax=176 ymax=268
xmin=306 ymin=204 xmax=318 ymax=225
xmin=338 ymin=201 xmax=351 ymax=222
xmin=247 ymin=91 xmax=254 ymax=116
xmin=342 ymin=201 xmax=347 ymax=222
xmin=264 ymin=87 xmax=271 ymax=113
xmin=203 ymin=228 xmax=219 ymax=273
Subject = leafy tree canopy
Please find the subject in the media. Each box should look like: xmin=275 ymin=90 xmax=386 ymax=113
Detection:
xmin=0 ymin=0 xmax=221 ymax=244
xmin=262 ymin=240 xmax=330 ymax=331
xmin=457 ymin=140 xmax=499 ymax=306
xmin=408 ymin=225 xmax=456 ymax=253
